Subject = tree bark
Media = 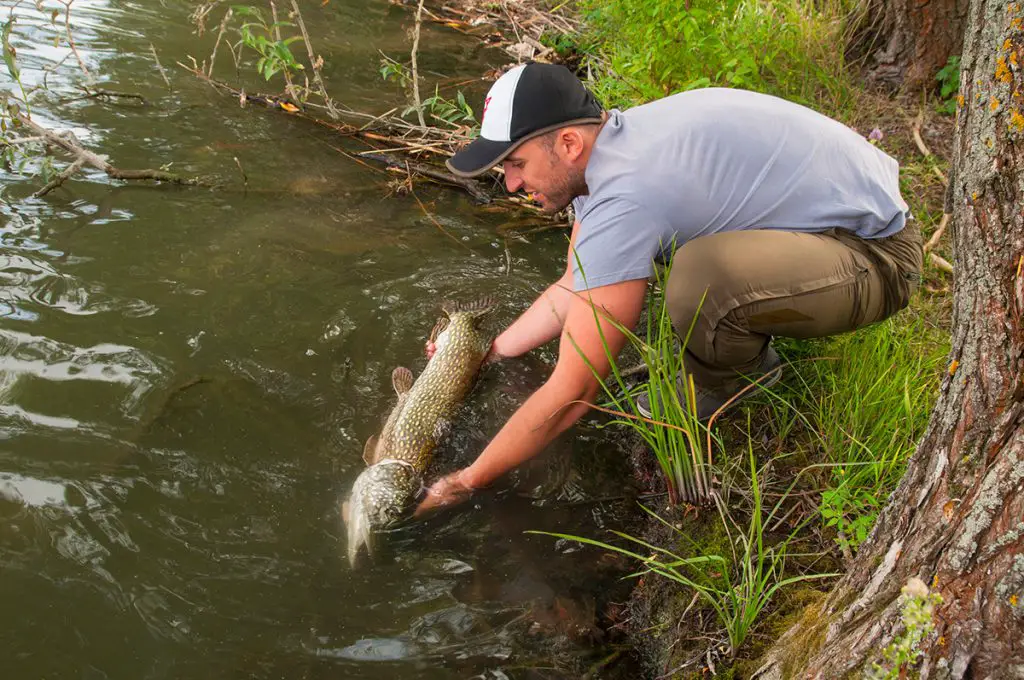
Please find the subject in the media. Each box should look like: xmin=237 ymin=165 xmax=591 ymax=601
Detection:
xmin=757 ymin=0 xmax=1024 ymax=676
xmin=851 ymin=0 xmax=970 ymax=92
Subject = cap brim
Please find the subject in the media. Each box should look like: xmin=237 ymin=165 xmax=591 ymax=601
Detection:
xmin=446 ymin=117 xmax=605 ymax=179
xmin=446 ymin=137 xmax=516 ymax=178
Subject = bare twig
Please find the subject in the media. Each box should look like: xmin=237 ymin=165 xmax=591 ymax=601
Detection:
xmin=362 ymin=151 xmax=490 ymax=203
xmin=269 ymin=1 xmax=299 ymax=102
xmin=288 ymin=0 xmax=339 ymax=119
xmin=32 ymin=157 xmax=86 ymax=197
xmin=410 ymin=185 xmax=476 ymax=253
xmin=912 ymin=109 xmax=948 ymax=184
xmin=59 ymin=0 xmax=92 ymax=81
xmin=923 ymin=212 xmax=950 ymax=253
xmin=150 ymin=43 xmax=172 ymax=89
xmin=930 ymin=252 xmax=954 ymax=275
xmin=232 ymin=155 xmax=247 ymax=189
xmin=207 ymin=7 xmax=233 ymax=77
xmin=59 ymin=88 xmax=148 ymax=105
xmin=410 ymin=0 xmax=427 ymax=128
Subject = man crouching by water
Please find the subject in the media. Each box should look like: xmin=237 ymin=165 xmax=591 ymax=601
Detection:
xmin=415 ymin=64 xmax=922 ymax=515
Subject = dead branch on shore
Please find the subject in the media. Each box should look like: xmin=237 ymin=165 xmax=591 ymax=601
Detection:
xmin=396 ymin=0 xmax=580 ymax=63
xmin=410 ymin=0 xmax=427 ymax=127
xmin=8 ymin=106 xmax=206 ymax=195
xmin=911 ymin=108 xmax=954 ymax=275
xmin=922 ymin=212 xmax=949 ymax=253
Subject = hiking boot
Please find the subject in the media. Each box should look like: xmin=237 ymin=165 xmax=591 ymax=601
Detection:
xmin=635 ymin=347 xmax=783 ymax=422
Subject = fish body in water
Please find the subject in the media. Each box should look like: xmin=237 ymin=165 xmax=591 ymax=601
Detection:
xmin=345 ymin=299 xmax=493 ymax=565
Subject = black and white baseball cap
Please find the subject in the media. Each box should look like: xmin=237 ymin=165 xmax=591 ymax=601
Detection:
xmin=447 ymin=63 xmax=604 ymax=178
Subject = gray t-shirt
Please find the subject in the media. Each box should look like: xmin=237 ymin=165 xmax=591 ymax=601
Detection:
xmin=571 ymin=88 xmax=909 ymax=290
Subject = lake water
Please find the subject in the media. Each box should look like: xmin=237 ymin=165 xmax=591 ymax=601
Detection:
xmin=0 ymin=1 xmax=642 ymax=677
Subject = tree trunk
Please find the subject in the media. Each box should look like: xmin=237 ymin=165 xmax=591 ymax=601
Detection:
xmin=851 ymin=0 xmax=969 ymax=92
xmin=757 ymin=0 xmax=1024 ymax=676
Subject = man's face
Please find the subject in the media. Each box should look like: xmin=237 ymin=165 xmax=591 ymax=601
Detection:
xmin=501 ymin=132 xmax=586 ymax=214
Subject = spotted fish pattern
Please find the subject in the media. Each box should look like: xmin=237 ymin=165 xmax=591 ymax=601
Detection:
xmin=345 ymin=298 xmax=493 ymax=566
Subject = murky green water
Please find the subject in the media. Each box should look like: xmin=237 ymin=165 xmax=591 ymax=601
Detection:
xmin=1 ymin=1 xmax=641 ymax=677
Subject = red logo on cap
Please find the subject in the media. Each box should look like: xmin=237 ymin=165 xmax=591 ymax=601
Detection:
xmin=482 ymin=96 xmax=492 ymax=123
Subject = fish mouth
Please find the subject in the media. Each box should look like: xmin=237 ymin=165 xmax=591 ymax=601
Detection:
xmin=344 ymin=461 xmax=422 ymax=567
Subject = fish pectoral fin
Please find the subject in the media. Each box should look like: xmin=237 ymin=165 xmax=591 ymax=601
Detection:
xmin=362 ymin=434 xmax=380 ymax=465
xmin=392 ymin=366 xmax=414 ymax=395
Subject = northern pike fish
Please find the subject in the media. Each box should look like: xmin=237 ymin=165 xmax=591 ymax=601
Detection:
xmin=345 ymin=299 xmax=493 ymax=566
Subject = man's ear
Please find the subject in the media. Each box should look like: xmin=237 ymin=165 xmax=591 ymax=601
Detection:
xmin=557 ymin=128 xmax=586 ymax=162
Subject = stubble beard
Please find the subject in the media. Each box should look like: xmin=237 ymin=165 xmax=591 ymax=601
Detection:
xmin=539 ymin=157 xmax=587 ymax=215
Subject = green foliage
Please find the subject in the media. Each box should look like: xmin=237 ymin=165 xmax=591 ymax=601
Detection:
xmin=935 ymin=55 xmax=961 ymax=115
xmin=1 ymin=17 xmax=31 ymax=117
xmin=785 ymin=314 xmax=946 ymax=552
xmin=575 ymin=0 xmax=858 ymax=111
xmin=419 ymin=87 xmax=478 ymax=130
xmin=379 ymin=54 xmax=412 ymax=88
xmin=231 ymin=5 xmax=304 ymax=82
xmin=864 ymin=579 xmax=943 ymax=679
xmin=533 ymin=437 xmax=837 ymax=657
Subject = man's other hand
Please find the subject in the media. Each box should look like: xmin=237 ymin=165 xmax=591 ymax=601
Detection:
xmin=414 ymin=469 xmax=474 ymax=517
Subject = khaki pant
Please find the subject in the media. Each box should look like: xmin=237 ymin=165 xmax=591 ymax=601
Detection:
xmin=665 ymin=222 xmax=923 ymax=388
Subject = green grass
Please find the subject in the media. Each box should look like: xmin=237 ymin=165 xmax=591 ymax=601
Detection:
xmin=533 ymin=429 xmax=838 ymax=658
xmin=777 ymin=313 xmax=948 ymax=551
xmin=553 ymin=0 xmax=861 ymax=112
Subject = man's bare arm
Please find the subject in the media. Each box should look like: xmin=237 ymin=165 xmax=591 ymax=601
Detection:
xmin=431 ymin=277 xmax=648 ymax=497
xmin=490 ymin=221 xmax=582 ymax=359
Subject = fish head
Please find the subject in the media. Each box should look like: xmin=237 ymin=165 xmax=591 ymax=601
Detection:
xmin=345 ymin=461 xmax=421 ymax=567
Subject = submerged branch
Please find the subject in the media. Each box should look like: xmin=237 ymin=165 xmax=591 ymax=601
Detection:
xmin=12 ymin=109 xmax=206 ymax=189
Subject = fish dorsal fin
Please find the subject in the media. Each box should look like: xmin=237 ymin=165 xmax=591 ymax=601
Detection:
xmin=362 ymin=434 xmax=380 ymax=465
xmin=441 ymin=297 xmax=496 ymax=319
xmin=392 ymin=366 xmax=414 ymax=395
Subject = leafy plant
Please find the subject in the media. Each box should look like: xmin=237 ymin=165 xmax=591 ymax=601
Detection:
xmin=231 ymin=5 xmax=304 ymax=82
xmin=2 ymin=17 xmax=32 ymax=117
xmin=420 ymin=87 xmax=477 ymax=130
xmin=379 ymin=54 xmax=412 ymax=88
xmin=935 ymin=55 xmax=961 ymax=115
xmin=533 ymin=435 xmax=837 ymax=657
xmin=864 ymin=578 xmax=943 ymax=679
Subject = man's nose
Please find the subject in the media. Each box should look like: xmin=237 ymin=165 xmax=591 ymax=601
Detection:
xmin=504 ymin=167 xmax=523 ymax=192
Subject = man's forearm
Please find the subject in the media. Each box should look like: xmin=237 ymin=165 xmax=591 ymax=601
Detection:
xmin=460 ymin=378 xmax=592 ymax=488
xmin=493 ymin=276 xmax=575 ymax=358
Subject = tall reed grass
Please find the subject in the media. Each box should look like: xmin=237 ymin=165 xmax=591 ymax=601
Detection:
xmin=570 ymin=259 xmax=715 ymax=506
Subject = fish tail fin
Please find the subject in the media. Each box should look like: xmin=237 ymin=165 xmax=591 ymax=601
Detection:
xmin=442 ymin=297 xmax=496 ymax=319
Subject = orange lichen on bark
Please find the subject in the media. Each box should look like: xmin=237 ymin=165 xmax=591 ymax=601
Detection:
xmin=1010 ymin=110 xmax=1024 ymax=132
xmin=997 ymin=56 xmax=1013 ymax=82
